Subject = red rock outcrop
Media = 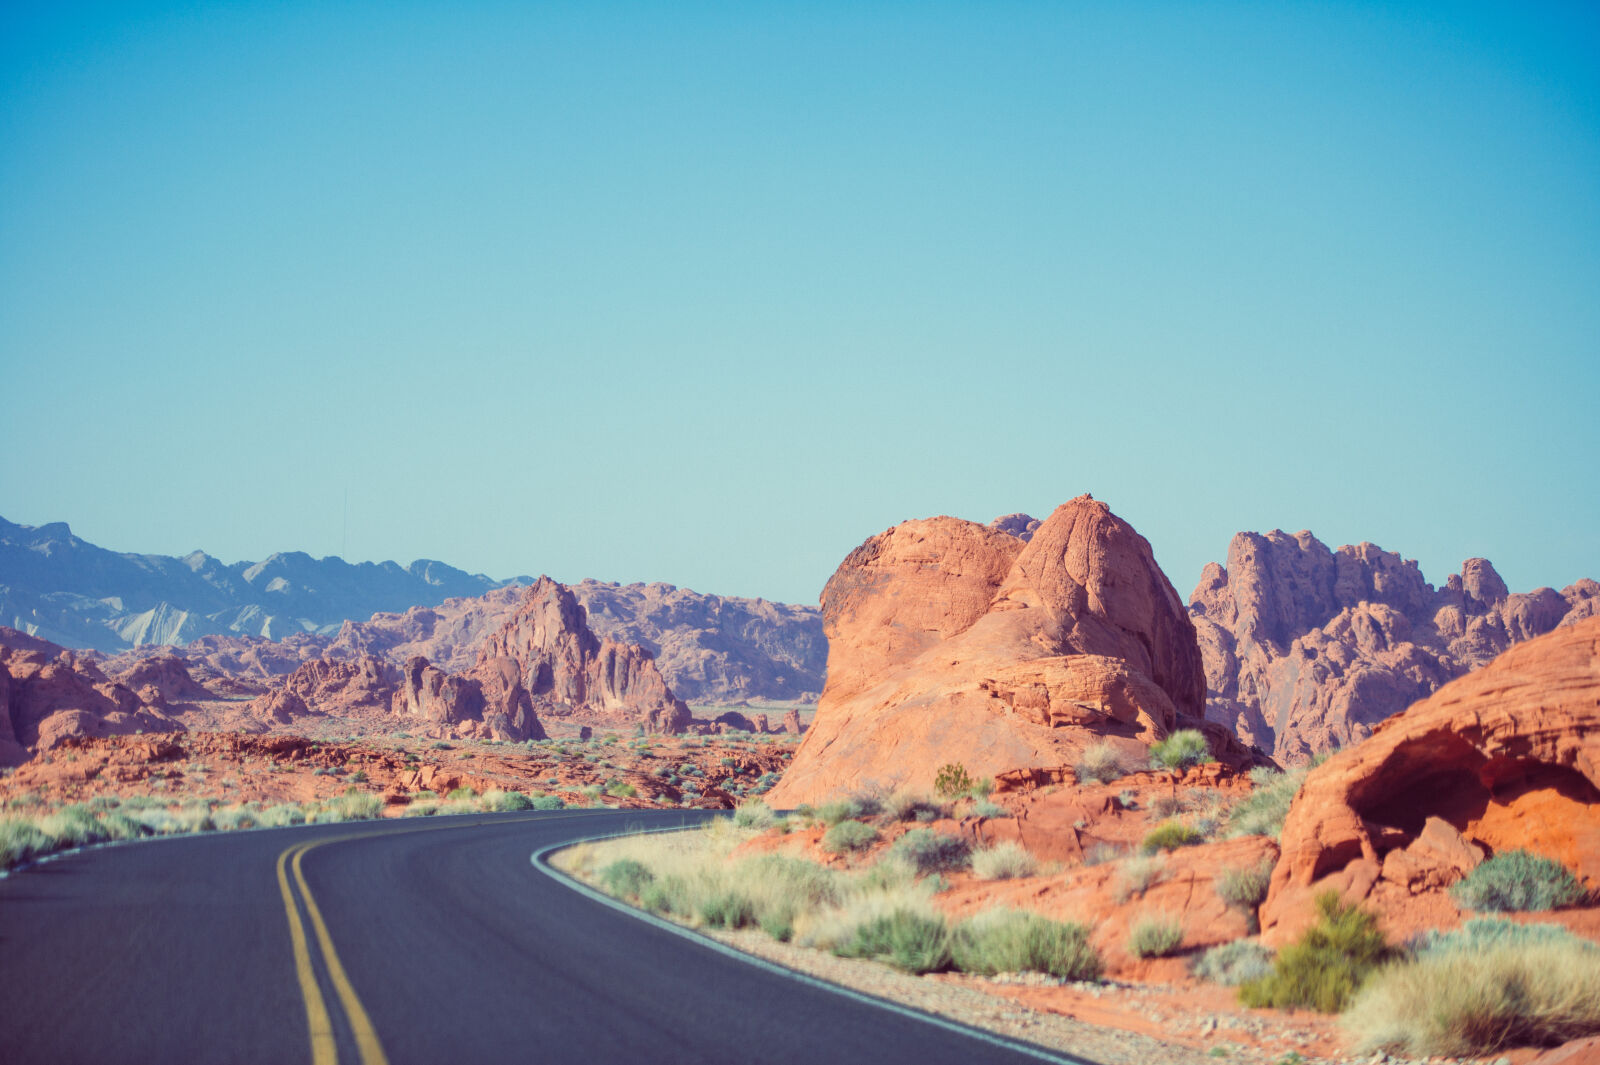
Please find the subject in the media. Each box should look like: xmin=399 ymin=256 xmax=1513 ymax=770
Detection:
xmin=1191 ymin=530 xmax=1597 ymax=762
xmin=0 ymin=628 xmax=177 ymax=764
xmin=112 ymin=654 xmax=218 ymax=708
xmin=768 ymin=496 xmax=1250 ymax=807
xmin=1259 ymin=616 xmax=1600 ymax=944
xmin=477 ymin=578 xmax=690 ymax=734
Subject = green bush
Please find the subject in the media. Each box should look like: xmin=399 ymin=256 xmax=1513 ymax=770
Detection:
xmin=1409 ymin=917 xmax=1599 ymax=958
xmin=837 ymin=909 xmax=952 ymax=974
xmin=1450 ymin=850 xmax=1585 ymax=913
xmin=698 ymin=890 xmax=756 ymax=929
xmin=446 ymin=787 xmax=478 ymax=801
xmin=1345 ymin=933 xmax=1600 ymax=1055
xmin=483 ymin=789 xmax=535 ymax=811
xmin=1192 ymin=940 xmax=1275 ymax=985
xmin=1075 ymin=742 xmax=1132 ymax=785
xmin=933 ymin=763 xmax=975 ymax=798
xmin=890 ymin=829 xmax=971 ymax=874
xmin=1239 ymin=892 xmax=1389 ymax=1012
xmin=951 ymin=910 xmax=1103 ymax=980
xmin=316 ymin=791 xmax=383 ymax=823
xmin=1128 ymin=916 xmax=1184 ymax=958
xmin=1141 ymin=820 xmax=1203 ymax=854
xmin=821 ymin=820 xmax=880 ymax=855
xmin=0 ymin=817 xmax=52 ymax=871
xmin=1148 ymin=729 xmax=1210 ymax=771
xmin=604 ymin=781 xmax=638 ymax=799
xmin=528 ymin=794 xmax=565 ymax=810
xmin=881 ymin=794 xmax=948 ymax=824
xmin=1216 ymin=860 xmax=1274 ymax=912
xmin=732 ymin=801 xmax=778 ymax=829
xmin=816 ymin=798 xmax=868 ymax=826
xmin=599 ymin=859 xmax=655 ymax=900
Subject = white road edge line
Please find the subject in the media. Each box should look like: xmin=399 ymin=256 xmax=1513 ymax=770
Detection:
xmin=530 ymin=824 xmax=1104 ymax=1065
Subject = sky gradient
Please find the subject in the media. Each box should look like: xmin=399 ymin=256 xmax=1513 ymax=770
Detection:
xmin=3 ymin=1 xmax=1597 ymax=605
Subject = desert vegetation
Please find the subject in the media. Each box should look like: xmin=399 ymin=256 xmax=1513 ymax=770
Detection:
xmin=559 ymin=798 xmax=1107 ymax=982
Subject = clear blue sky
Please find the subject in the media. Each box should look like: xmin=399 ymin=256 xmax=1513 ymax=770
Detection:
xmin=2 ymin=2 xmax=1596 ymax=605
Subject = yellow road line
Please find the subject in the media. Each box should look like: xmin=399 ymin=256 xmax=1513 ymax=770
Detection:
xmin=278 ymin=812 xmax=574 ymax=1064
xmin=292 ymin=841 xmax=391 ymax=1065
xmin=277 ymin=843 xmax=338 ymax=1065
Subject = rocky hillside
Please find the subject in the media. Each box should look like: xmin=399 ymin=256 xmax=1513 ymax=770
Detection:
xmin=768 ymin=496 xmax=1255 ymax=807
xmin=1190 ymin=529 xmax=1598 ymax=763
xmin=242 ymin=577 xmax=691 ymax=740
xmin=570 ymin=580 xmax=824 ymax=703
xmin=0 ymin=515 xmax=526 ymax=650
xmin=5 ymin=516 xmax=824 ymax=705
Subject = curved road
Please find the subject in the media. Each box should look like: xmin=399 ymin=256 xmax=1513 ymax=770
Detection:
xmin=0 ymin=810 xmax=1094 ymax=1065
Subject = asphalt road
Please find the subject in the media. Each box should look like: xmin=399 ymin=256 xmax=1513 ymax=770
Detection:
xmin=0 ymin=809 xmax=1095 ymax=1065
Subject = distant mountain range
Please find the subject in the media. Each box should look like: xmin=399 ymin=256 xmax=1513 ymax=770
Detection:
xmin=0 ymin=514 xmax=530 ymax=650
xmin=0 ymin=515 xmax=827 ymax=705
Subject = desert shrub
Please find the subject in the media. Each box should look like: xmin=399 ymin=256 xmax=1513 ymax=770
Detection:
xmin=933 ymin=763 xmax=974 ymax=798
xmin=821 ymin=820 xmax=880 ymax=855
xmin=0 ymin=817 xmax=52 ymax=871
xmin=1147 ymin=792 xmax=1186 ymax=819
xmin=952 ymin=910 xmax=1103 ymax=980
xmin=816 ymin=798 xmax=865 ymax=826
xmin=1450 ymin=850 xmax=1585 ymax=913
xmin=96 ymin=811 xmax=146 ymax=840
xmin=446 ymin=786 xmax=478 ymax=801
xmin=483 ymin=789 xmax=535 ymax=811
xmin=1148 ymin=729 xmax=1210 ymax=771
xmin=1228 ymin=763 xmax=1316 ymax=840
xmin=971 ymin=841 xmax=1038 ymax=881
xmin=1409 ymin=917 xmax=1599 ymax=958
xmin=37 ymin=805 xmax=108 ymax=846
xmin=1345 ymin=934 xmax=1600 ymax=1055
xmin=1113 ymin=853 xmax=1165 ymax=902
xmin=211 ymin=805 xmax=259 ymax=831
xmin=881 ymin=794 xmax=947 ymax=824
xmin=1239 ymin=892 xmax=1389 ymax=1012
xmin=890 ymin=829 xmax=971 ymax=874
xmin=735 ymin=854 xmax=841 ymax=942
xmin=1216 ymin=859 xmax=1274 ymax=912
xmin=732 ymin=800 xmax=777 ymax=830
xmin=604 ymin=781 xmax=638 ymax=799
xmin=1128 ymin=916 xmax=1184 ymax=958
xmin=350 ymin=770 xmax=368 ymax=783
xmin=599 ymin=859 xmax=655 ymax=900
xmin=1076 ymin=742 xmax=1132 ymax=785
xmin=1083 ymin=843 xmax=1123 ymax=866
xmin=837 ymin=909 xmax=952 ymax=974
xmin=1193 ymin=940 xmax=1275 ymax=985
xmin=1141 ymin=820 xmax=1203 ymax=854
xmin=316 ymin=791 xmax=383 ymax=823
xmin=972 ymin=800 xmax=1006 ymax=819
xmin=258 ymin=804 xmax=307 ymax=827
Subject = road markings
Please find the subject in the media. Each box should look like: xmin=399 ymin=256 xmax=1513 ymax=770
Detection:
xmin=276 ymin=843 xmax=338 ymax=1065
xmin=277 ymin=812 xmax=579 ymax=1065
xmin=291 ymin=840 xmax=392 ymax=1065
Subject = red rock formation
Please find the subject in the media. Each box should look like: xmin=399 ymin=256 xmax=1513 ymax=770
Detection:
xmin=1191 ymin=530 xmax=1597 ymax=762
xmin=113 ymin=654 xmax=218 ymax=708
xmin=768 ymin=497 xmax=1250 ymax=807
xmin=478 ymin=577 xmax=690 ymax=735
xmin=0 ymin=628 xmax=176 ymax=764
xmin=1258 ymin=617 xmax=1600 ymax=944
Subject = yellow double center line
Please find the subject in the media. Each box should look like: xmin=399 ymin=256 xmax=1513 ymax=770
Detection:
xmin=275 ymin=813 xmax=574 ymax=1064
xmin=277 ymin=837 xmax=390 ymax=1065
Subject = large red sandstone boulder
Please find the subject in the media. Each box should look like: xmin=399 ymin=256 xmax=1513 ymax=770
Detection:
xmin=1192 ymin=531 xmax=1596 ymax=763
xmin=113 ymin=654 xmax=217 ymax=708
xmin=1259 ymin=616 xmax=1600 ymax=944
xmin=768 ymin=497 xmax=1244 ymax=807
